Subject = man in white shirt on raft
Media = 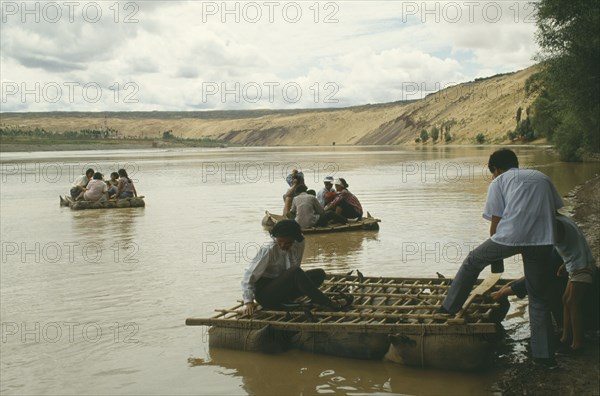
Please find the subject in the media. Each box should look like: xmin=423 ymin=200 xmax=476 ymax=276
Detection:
xmin=317 ymin=176 xmax=335 ymax=206
xmin=289 ymin=184 xmax=325 ymax=228
xmin=70 ymin=168 xmax=94 ymax=199
xmin=439 ymin=149 xmax=564 ymax=368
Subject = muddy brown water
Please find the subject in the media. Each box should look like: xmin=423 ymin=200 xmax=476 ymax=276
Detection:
xmin=1 ymin=146 xmax=598 ymax=395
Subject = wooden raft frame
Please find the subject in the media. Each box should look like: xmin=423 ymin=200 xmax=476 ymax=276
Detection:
xmin=186 ymin=274 xmax=507 ymax=335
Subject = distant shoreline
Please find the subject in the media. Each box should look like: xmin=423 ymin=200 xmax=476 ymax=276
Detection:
xmin=0 ymin=137 xmax=228 ymax=152
xmin=0 ymin=137 xmax=556 ymax=153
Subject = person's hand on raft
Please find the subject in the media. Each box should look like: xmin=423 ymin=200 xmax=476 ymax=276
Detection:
xmin=244 ymin=302 xmax=256 ymax=316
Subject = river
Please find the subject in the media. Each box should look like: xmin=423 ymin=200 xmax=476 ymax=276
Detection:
xmin=1 ymin=145 xmax=597 ymax=395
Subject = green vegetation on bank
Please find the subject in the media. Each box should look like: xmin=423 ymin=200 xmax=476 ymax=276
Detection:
xmin=414 ymin=119 xmax=456 ymax=144
xmin=0 ymin=127 xmax=229 ymax=148
xmin=525 ymin=0 xmax=600 ymax=161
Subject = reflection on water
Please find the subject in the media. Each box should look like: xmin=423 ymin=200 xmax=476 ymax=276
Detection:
xmin=1 ymin=146 xmax=598 ymax=395
xmin=70 ymin=207 xmax=144 ymax=243
xmin=303 ymin=232 xmax=379 ymax=272
xmin=193 ymin=347 xmax=497 ymax=395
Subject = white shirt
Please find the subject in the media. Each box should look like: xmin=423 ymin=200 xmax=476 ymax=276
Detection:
xmin=483 ymin=168 xmax=564 ymax=246
xmin=241 ymin=239 xmax=305 ymax=303
xmin=83 ymin=179 xmax=108 ymax=201
xmin=317 ymin=186 xmax=335 ymax=206
xmin=290 ymin=193 xmax=325 ymax=228
xmin=555 ymin=215 xmax=596 ymax=273
xmin=71 ymin=174 xmax=89 ymax=189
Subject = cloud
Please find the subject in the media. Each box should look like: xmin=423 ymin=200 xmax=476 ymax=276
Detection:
xmin=0 ymin=1 xmax=540 ymax=112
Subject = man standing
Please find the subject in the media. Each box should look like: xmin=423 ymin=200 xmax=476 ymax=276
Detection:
xmin=439 ymin=149 xmax=564 ymax=368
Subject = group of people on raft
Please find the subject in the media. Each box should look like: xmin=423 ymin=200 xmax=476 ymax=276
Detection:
xmin=69 ymin=168 xmax=138 ymax=201
xmin=282 ymin=169 xmax=364 ymax=228
xmin=241 ymin=149 xmax=597 ymax=369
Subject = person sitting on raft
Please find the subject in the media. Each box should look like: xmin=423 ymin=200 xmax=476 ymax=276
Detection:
xmin=70 ymin=168 xmax=94 ymax=200
xmin=83 ymin=172 xmax=110 ymax=201
xmin=241 ymin=220 xmax=352 ymax=316
xmin=106 ymin=172 xmax=120 ymax=198
xmin=116 ymin=169 xmax=138 ymax=199
xmin=283 ymin=170 xmax=306 ymax=216
xmin=324 ymin=178 xmax=363 ymax=221
xmin=288 ymin=185 xmax=324 ymax=228
xmin=317 ymin=176 xmax=335 ymax=206
xmin=288 ymin=185 xmax=348 ymax=228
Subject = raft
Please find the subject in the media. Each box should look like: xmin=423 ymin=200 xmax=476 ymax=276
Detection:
xmin=262 ymin=211 xmax=381 ymax=233
xmin=186 ymin=273 xmax=510 ymax=371
xmin=60 ymin=195 xmax=145 ymax=210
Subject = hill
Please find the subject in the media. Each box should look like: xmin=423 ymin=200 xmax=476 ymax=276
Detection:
xmin=0 ymin=66 xmax=540 ymax=147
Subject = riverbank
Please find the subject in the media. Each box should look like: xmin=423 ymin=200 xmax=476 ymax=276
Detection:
xmin=495 ymin=175 xmax=600 ymax=395
xmin=0 ymin=137 xmax=228 ymax=152
xmin=0 ymin=67 xmax=540 ymax=146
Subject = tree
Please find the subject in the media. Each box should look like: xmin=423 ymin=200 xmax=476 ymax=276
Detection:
xmin=476 ymin=133 xmax=486 ymax=144
xmin=532 ymin=0 xmax=600 ymax=160
xmin=515 ymin=118 xmax=536 ymax=141
xmin=430 ymin=126 xmax=440 ymax=142
xmin=530 ymin=89 xmax=561 ymax=140
xmin=516 ymin=107 xmax=523 ymax=124
xmin=420 ymin=129 xmax=429 ymax=142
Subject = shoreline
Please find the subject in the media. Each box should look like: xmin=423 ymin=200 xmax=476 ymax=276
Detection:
xmin=0 ymin=138 xmax=556 ymax=153
xmin=0 ymin=139 xmax=228 ymax=153
xmin=495 ymin=175 xmax=600 ymax=395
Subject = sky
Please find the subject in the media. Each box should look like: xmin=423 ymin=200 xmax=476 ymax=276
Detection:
xmin=0 ymin=1 xmax=540 ymax=112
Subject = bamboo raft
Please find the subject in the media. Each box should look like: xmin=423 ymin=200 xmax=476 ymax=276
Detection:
xmin=186 ymin=273 xmax=510 ymax=371
xmin=262 ymin=210 xmax=381 ymax=233
xmin=60 ymin=195 xmax=145 ymax=210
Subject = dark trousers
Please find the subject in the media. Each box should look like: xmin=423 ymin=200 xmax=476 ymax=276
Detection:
xmin=441 ymin=239 xmax=555 ymax=359
xmin=255 ymin=267 xmax=330 ymax=309
xmin=70 ymin=187 xmax=80 ymax=199
xmin=337 ymin=200 xmax=362 ymax=219
xmin=316 ymin=211 xmax=347 ymax=226
xmin=508 ymin=249 xmax=567 ymax=326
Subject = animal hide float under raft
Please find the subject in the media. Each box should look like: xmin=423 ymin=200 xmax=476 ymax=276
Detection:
xmin=186 ymin=273 xmax=510 ymax=371
xmin=262 ymin=210 xmax=381 ymax=233
xmin=60 ymin=195 xmax=145 ymax=210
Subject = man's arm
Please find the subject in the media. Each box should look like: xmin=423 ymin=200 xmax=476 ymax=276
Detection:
xmin=490 ymin=215 xmax=501 ymax=236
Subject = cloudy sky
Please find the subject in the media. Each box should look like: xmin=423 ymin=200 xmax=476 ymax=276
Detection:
xmin=0 ymin=1 xmax=540 ymax=112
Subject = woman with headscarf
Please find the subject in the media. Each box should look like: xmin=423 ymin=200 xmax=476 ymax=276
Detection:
xmin=324 ymin=178 xmax=363 ymax=220
xmin=241 ymin=220 xmax=351 ymax=315
xmin=282 ymin=170 xmax=306 ymax=216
